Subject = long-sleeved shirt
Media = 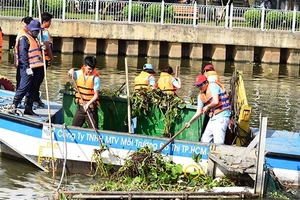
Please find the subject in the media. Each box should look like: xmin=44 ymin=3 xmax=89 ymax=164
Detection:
xmin=17 ymin=36 xmax=30 ymax=68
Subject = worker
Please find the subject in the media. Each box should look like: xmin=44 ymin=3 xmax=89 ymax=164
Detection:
xmin=157 ymin=66 xmax=181 ymax=95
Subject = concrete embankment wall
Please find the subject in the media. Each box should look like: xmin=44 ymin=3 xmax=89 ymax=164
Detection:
xmin=1 ymin=18 xmax=300 ymax=64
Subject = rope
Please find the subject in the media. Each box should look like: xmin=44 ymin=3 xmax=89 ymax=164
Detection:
xmin=0 ymin=104 xmax=23 ymax=116
xmin=0 ymin=96 xmax=13 ymax=103
xmin=56 ymin=124 xmax=68 ymax=192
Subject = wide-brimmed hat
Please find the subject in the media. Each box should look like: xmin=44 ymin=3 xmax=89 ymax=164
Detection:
xmin=26 ymin=20 xmax=44 ymax=31
xmin=194 ymin=75 xmax=207 ymax=86
xmin=143 ymin=63 xmax=155 ymax=73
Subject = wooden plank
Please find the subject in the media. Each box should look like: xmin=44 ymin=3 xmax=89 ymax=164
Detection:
xmin=173 ymin=6 xmax=198 ymax=19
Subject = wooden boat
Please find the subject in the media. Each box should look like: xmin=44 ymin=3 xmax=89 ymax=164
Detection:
xmin=0 ymin=71 xmax=299 ymax=191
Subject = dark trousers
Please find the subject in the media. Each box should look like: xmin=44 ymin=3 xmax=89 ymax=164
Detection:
xmin=15 ymin=65 xmax=35 ymax=100
xmin=34 ymin=66 xmax=45 ymax=101
xmin=72 ymin=105 xmax=98 ymax=129
xmin=16 ymin=66 xmax=20 ymax=90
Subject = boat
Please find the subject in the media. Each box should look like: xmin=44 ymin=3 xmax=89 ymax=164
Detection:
xmin=0 ymin=71 xmax=299 ymax=193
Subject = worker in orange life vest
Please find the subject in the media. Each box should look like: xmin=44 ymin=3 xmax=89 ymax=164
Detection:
xmin=16 ymin=17 xmax=33 ymax=40
xmin=157 ymin=66 xmax=181 ymax=95
xmin=15 ymin=17 xmax=33 ymax=91
xmin=68 ymin=55 xmax=100 ymax=129
xmin=13 ymin=20 xmax=44 ymax=116
xmin=185 ymin=75 xmax=231 ymax=144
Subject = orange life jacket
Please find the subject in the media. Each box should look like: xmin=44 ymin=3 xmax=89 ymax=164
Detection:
xmin=14 ymin=33 xmax=43 ymax=68
xmin=157 ymin=72 xmax=176 ymax=94
xmin=134 ymin=71 xmax=155 ymax=91
xmin=75 ymin=66 xmax=100 ymax=106
xmin=17 ymin=29 xmax=27 ymax=39
xmin=200 ymin=82 xmax=230 ymax=117
xmin=206 ymin=71 xmax=221 ymax=84
xmin=42 ymin=30 xmax=52 ymax=61
xmin=0 ymin=29 xmax=2 ymax=63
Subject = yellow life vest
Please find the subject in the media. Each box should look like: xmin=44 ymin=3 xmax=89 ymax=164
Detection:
xmin=14 ymin=33 xmax=43 ymax=68
xmin=206 ymin=71 xmax=221 ymax=84
xmin=199 ymin=82 xmax=230 ymax=117
xmin=157 ymin=72 xmax=176 ymax=94
xmin=75 ymin=66 xmax=100 ymax=106
xmin=134 ymin=71 xmax=154 ymax=91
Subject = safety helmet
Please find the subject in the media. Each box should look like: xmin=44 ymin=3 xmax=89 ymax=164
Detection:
xmin=194 ymin=75 xmax=207 ymax=86
xmin=203 ymin=64 xmax=215 ymax=71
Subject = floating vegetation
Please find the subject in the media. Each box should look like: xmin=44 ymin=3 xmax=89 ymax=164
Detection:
xmin=90 ymin=146 xmax=235 ymax=192
xmin=131 ymin=89 xmax=186 ymax=137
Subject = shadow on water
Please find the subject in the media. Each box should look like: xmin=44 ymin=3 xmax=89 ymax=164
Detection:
xmin=0 ymin=156 xmax=98 ymax=199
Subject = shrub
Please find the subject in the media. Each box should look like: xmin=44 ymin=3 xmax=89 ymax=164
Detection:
xmin=167 ymin=5 xmax=174 ymax=17
xmin=244 ymin=9 xmax=262 ymax=28
xmin=266 ymin=10 xmax=284 ymax=29
xmin=123 ymin=4 xmax=145 ymax=21
xmin=146 ymin=4 xmax=161 ymax=22
xmin=285 ymin=11 xmax=300 ymax=27
xmin=46 ymin=0 xmax=64 ymax=12
xmin=24 ymin=0 xmax=65 ymax=18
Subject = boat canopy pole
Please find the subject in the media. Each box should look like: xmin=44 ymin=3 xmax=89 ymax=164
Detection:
xmin=125 ymin=57 xmax=132 ymax=133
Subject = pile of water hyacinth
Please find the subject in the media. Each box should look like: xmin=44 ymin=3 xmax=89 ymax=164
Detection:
xmin=89 ymin=146 xmax=235 ymax=192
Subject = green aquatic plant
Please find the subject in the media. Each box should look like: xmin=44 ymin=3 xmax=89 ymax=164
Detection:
xmin=131 ymin=89 xmax=186 ymax=137
xmin=89 ymin=146 xmax=235 ymax=192
xmin=63 ymin=82 xmax=75 ymax=92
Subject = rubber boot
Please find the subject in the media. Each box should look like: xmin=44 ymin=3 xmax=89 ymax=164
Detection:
xmin=34 ymin=98 xmax=45 ymax=108
xmin=24 ymin=98 xmax=39 ymax=116
xmin=13 ymin=97 xmax=22 ymax=108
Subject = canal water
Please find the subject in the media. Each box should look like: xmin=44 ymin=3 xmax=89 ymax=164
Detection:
xmin=0 ymin=52 xmax=299 ymax=199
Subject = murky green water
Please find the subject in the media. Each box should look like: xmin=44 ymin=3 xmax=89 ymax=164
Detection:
xmin=0 ymin=52 xmax=299 ymax=198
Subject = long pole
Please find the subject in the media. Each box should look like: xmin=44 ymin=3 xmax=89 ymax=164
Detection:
xmin=37 ymin=0 xmax=55 ymax=182
xmin=175 ymin=65 xmax=179 ymax=78
xmin=125 ymin=58 xmax=132 ymax=133
xmin=71 ymin=78 xmax=103 ymax=144
xmin=156 ymin=126 xmax=186 ymax=154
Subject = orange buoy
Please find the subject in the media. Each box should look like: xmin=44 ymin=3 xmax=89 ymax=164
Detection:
xmin=0 ymin=75 xmax=15 ymax=91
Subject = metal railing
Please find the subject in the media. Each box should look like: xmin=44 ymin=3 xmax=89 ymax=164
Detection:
xmin=0 ymin=0 xmax=299 ymax=32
